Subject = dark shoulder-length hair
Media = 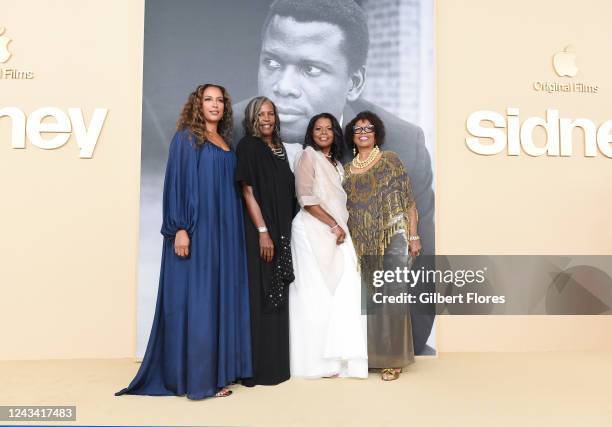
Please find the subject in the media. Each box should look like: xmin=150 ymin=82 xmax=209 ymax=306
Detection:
xmin=176 ymin=83 xmax=233 ymax=146
xmin=344 ymin=110 xmax=386 ymax=154
xmin=303 ymin=113 xmax=344 ymax=163
xmin=242 ymin=96 xmax=282 ymax=146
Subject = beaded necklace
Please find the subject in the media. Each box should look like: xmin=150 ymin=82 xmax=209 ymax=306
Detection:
xmin=264 ymin=138 xmax=285 ymax=159
xmin=270 ymin=144 xmax=286 ymax=159
xmin=352 ymin=146 xmax=380 ymax=169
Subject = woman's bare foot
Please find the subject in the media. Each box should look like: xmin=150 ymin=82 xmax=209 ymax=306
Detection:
xmin=323 ymin=373 xmax=340 ymax=379
xmin=214 ymin=387 xmax=232 ymax=397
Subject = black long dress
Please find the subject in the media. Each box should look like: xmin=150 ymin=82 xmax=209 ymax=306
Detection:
xmin=235 ymin=136 xmax=296 ymax=386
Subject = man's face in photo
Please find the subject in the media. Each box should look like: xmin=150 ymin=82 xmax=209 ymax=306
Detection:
xmin=258 ymin=15 xmax=355 ymax=143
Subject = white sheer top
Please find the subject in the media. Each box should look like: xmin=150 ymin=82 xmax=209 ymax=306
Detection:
xmin=294 ymin=146 xmax=350 ymax=293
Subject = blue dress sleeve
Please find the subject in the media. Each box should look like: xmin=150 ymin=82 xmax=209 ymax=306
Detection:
xmin=160 ymin=130 xmax=199 ymax=238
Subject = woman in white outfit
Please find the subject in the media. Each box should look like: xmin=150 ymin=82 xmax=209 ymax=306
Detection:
xmin=289 ymin=113 xmax=368 ymax=379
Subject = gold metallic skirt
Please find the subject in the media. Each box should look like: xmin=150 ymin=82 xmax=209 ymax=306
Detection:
xmin=367 ymin=230 xmax=415 ymax=368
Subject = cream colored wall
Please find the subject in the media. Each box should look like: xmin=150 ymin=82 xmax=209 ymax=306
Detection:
xmin=0 ymin=0 xmax=144 ymax=359
xmin=435 ymin=0 xmax=612 ymax=351
xmin=1 ymin=0 xmax=611 ymax=360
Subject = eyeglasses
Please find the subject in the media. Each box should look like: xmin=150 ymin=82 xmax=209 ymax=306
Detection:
xmin=352 ymin=124 xmax=375 ymax=134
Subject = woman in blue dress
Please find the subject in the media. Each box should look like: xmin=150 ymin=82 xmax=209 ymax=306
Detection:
xmin=116 ymin=84 xmax=252 ymax=399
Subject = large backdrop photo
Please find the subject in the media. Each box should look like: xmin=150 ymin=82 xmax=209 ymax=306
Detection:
xmin=137 ymin=0 xmax=436 ymax=357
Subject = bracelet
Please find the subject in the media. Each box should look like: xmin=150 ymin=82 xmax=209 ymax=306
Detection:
xmin=408 ymin=235 xmax=420 ymax=241
xmin=330 ymin=223 xmax=339 ymax=231
xmin=257 ymin=226 xmax=268 ymax=233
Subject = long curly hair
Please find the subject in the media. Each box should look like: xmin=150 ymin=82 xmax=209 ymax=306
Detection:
xmin=176 ymin=84 xmax=233 ymax=146
xmin=242 ymin=96 xmax=282 ymax=147
xmin=303 ymin=112 xmax=344 ymax=164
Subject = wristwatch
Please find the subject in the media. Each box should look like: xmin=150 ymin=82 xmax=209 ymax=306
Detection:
xmin=257 ymin=226 xmax=268 ymax=233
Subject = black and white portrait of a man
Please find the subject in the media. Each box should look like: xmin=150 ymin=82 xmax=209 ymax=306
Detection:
xmin=138 ymin=0 xmax=436 ymax=356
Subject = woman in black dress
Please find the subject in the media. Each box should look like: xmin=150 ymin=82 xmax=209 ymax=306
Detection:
xmin=235 ymin=96 xmax=295 ymax=386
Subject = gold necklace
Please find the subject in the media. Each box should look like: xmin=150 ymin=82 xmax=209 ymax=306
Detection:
xmin=270 ymin=144 xmax=286 ymax=159
xmin=262 ymin=137 xmax=286 ymax=159
xmin=352 ymin=146 xmax=380 ymax=169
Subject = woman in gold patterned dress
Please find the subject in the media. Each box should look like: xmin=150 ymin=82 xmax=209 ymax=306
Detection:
xmin=343 ymin=111 xmax=422 ymax=381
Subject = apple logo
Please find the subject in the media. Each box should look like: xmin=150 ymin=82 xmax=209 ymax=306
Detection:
xmin=0 ymin=27 xmax=11 ymax=63
xmin=553 ymin=45 xmax=578 ymax=77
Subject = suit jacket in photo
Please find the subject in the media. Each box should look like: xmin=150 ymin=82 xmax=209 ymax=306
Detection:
xmin=233 ymin=97 xmax=435 ymax=256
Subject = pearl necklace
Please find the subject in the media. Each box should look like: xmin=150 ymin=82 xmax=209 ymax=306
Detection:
xmin=352 ymin=146 xmax=380 ymax=169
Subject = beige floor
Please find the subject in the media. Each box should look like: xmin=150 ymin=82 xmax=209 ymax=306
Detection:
xmin=1 ymin=352 xmax=610 ymax=427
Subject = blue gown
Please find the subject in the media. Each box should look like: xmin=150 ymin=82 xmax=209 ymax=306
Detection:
xmin=116 ymin=130 xmax=252 ymax=399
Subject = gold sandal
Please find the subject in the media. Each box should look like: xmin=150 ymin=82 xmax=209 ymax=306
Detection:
xmin=381 ymin=368 xmax=401 ymax=381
